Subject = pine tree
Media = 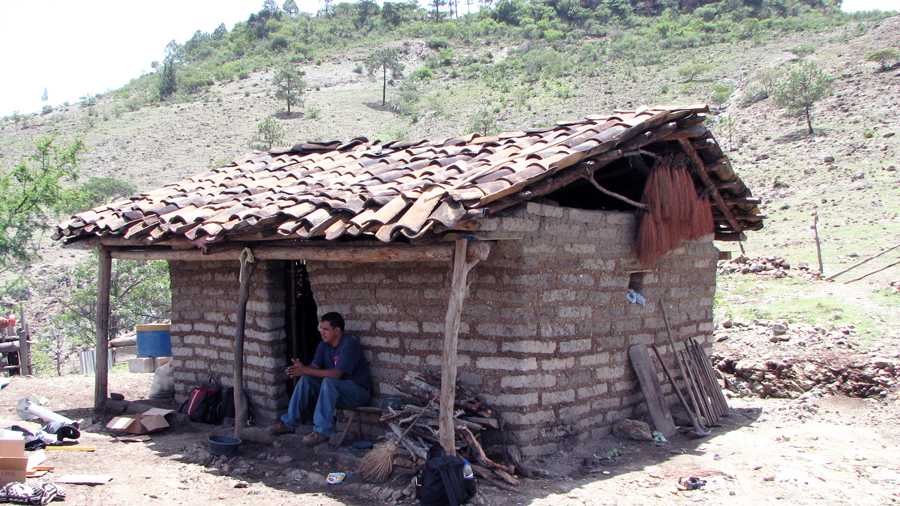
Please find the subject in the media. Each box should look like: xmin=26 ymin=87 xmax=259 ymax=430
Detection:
xmin=272 ymin=64 xmax=306 ymax=114
xmin=773 ymin=61 xmax=833 ymax=135
xmin=365 ymin=48 xmax=404 ymax=106
xmin=283 ymin=0 xmax=299 ymax=17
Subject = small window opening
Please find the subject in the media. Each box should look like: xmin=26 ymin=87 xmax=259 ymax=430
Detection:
xmin=628 ymin=271 xmax=647 ymax=293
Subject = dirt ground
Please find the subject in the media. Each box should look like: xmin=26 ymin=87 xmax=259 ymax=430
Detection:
xmin=1 ymin=372 xmax=897 ymax=505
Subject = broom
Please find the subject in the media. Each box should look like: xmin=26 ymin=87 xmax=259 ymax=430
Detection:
xmin=359 ymin=399 xmax=433 ymax=483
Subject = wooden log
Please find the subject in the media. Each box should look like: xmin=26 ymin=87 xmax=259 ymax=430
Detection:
xmin=826 ymin=242 xmax=900 ymax=281
xmin=95 ymin=246 xmax=112 ymax=412
xmin=109 ymin=244 xmax=457 ymax=263
xmin=465 ymin=416 xmax=500 ymax=430
xmin=233 ymin=248 xmax=255 ymax=438
xmin=457 ymin=426 xmax=516 ymax=477
xmin=0 ymin=342 xmax=20 ymax=353
xmin=679 ymin=139 xmax=743 ymax=235
xmin=439 ymin=240 xmax=473 ymax=456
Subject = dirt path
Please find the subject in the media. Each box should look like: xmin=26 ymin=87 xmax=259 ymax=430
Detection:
xmin=1 ymin=374 xmax=897 ymax=505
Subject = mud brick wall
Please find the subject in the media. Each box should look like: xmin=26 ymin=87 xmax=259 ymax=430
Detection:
xmin=168 ymin=260 xmax=289 ymax=424
xmin=306 ymin=202 xmax=717 ymax=458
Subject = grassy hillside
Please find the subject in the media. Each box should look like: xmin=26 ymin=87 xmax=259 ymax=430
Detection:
xmin=0 ymin=1 xmax=897 ymax=374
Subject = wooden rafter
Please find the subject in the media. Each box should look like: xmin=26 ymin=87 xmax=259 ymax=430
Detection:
xmin=678 ymin=139 xmax=743 ymax=234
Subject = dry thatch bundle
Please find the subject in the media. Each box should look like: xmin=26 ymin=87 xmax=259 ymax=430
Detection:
xmin=359 ymin=440 xmax=397 ymax=483
xmin=636 ymin=154 xmax=714 ymax=266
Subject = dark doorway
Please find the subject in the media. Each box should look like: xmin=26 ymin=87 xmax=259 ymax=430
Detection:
xmin=285 ymin=261 xmax=320 ymax=365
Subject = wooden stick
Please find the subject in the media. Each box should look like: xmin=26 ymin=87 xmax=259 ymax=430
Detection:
xmin=651 ymin=345 xmax=706 ymax=434
xmin=687 ymin=341 xmax=721 ymax=418
xmin=690 ymin=338 xmax=730 ymax=413
xmin=17 ymin=305 xmax=31 ymax=376
xmin=826 ymin=242 xmax=900 ymax=281
xmin=845 ymin=258 xmax=900 ymax=284
xmin=681 ymin=350 xmax=716 ymax=425
xmin=458 ymin=426 xmax=516 ymax=477
xmin=812 ymin=211 xmax=824 ymax=275
xmin=582 ymin=174 xmax=648 ymax=210
xmin=94 ymin=246 xmax=112 ymax=412
xmin=661 ymin=303 xmax=705 ymax=424
xmin=233 ymin=248 xmax=255 ymax=438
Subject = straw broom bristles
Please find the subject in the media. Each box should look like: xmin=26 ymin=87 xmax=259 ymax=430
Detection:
xmin=359 ymin=399 xmax=433 ymax=483
xmin=637 ymin=155 xmax=715 ymax=266
xmin=359 ymin=440 xmax=398 ymax=483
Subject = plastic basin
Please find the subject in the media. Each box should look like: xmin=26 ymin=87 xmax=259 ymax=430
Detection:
xmin=208 ymin=435 xmax=241 ymax=457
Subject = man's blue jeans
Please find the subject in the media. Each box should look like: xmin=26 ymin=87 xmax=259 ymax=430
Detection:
xmin=280 ymin=376 xmax=370 ymax=436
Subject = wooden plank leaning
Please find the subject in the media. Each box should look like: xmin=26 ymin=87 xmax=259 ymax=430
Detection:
xmin=628 ymin=344 xmax=677 ymax=437
xmin=650 ymin=344 xmax=708 ymax=438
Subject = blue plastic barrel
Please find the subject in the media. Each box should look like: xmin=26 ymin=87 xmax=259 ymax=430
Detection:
xmin=136 ymin=323 xmax=172 ymax=357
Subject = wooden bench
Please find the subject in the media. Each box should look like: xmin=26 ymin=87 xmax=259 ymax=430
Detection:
xmin=329 ymin=406 xmax=383 ymax=447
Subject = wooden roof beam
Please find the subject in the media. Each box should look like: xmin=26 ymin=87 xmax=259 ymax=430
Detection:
xmin=678 ymin=139 xmax=743 ymax=234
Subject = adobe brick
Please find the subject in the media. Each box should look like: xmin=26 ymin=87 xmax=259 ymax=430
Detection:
xmin=541 ymin=389 xmax=575 ymax=405
xmin=559 ymin=339 xmax=591 ymax=353
xmin=541 ymin=357 xmax=575 ymax=371
xmin=501 ymin=340 xmax=556 ymax=354
xmin=475 ymin=356 xmax=537 ymax=371
xmin=501 ymin=374 xmax=556 ymax=389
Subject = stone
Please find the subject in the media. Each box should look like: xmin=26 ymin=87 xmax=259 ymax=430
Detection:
xmin=770 ymin=322 xmax=788 ymax=336
xmin=612 ymin=419 xmax=652 ymax=441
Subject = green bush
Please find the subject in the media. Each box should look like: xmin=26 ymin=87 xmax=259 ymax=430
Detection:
xmin=305 ymin=104 xmax=322 ymax=120
xmin=59 ymin=176 xmax=137 ymax=214
xmin=710 ymin=82 xmax=735 ymax=106
xmin=426 ymin=37 xmax=449 ymax=49
xmin=50 ymin=255 xmax=170 ymax=356
xmin=467 ymin=106 xmax=500 ymax=135
xmin=791 ymin=43 xmax=816 ymax=58
xmin=677 ymin=61 xmax=713 ymax=82
xmin=250 ymin=117 xmax=285 ymax=150
xmin=866 ymin=48 xmax=899 ymax=72
xmin=411 ymin=66 xmax=433 ymax=80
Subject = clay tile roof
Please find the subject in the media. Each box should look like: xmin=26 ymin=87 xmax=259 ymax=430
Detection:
xmin=54 ymin=104 xmax=761 ymax=246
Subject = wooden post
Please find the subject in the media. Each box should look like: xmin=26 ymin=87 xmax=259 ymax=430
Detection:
xmin=812 ymin=210 xmax=823 ymax=275
xmin=17 ymin=305 xmax=31 ymax=376
xmin=234 ymin=248 xmax=255 ymax=438
xmin=439 ymin=239 xmax=484 ymax=455
xmin=94 ymin=246 xmax=112 ymax=412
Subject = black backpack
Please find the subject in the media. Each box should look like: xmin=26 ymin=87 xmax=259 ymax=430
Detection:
xmin=416 ymin=444 xmax=477 ymax=506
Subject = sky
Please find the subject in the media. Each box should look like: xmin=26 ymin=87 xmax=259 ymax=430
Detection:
xmin=0 ymin=0 xmax=897 ymax=116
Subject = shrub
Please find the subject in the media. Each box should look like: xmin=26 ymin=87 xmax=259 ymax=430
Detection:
xmin=772 ymin=61 xmax=834 ymax=135
xmin=467 ymin=106 xmax=499 ymax=135
xmin=791 ymin=43 xmax=815 ymax=58
xmin=305 ymin=104 xmax=322 ymax=120
xmin=677 ymin=61 xmax=713 ymax=82
xmin=41 ymin=105 xmax=53 ymax=115
xmin=710 ymin=82 xmax=735 ymax=106
xmin=59 ymin=176 xmax=137 ymax=214
xmin=411 ymin=66 xmax=433 ymax=80
xmin=250 ymin=117 xmax=286 ymax=150
xmin=270 ymin=36 xmax=289 ymax=51
xmin=426 ymin=37 xmax=449 ymax=50
xmin=865 ymin=48 xmax=899 ymax=72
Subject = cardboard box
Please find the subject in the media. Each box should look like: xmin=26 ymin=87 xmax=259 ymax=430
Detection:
xmin=0 ymin=457 xmax=27 ymax=486
xmin=106 ymin=408 xmax=175 ymax=434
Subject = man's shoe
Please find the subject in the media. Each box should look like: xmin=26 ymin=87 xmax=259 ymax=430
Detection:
xmin=269 ymin=421 xmax=295 ymax=436
xmin=301 ymin=431 xmax=326 ymax=446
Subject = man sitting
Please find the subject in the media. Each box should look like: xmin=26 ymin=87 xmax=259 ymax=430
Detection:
xmin=270 ymin=312 xmax=372 ymax=445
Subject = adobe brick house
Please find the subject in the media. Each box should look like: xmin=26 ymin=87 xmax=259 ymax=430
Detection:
xmin=56 ymin=105 xmax=762 ymax=458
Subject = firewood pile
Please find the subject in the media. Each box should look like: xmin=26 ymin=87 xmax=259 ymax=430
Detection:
xmin=376 ymin=371 xmax=519 ymax=488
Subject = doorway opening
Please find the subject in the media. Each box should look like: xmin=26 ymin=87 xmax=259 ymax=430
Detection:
xmin=285 ymin=261 xmax=320 ymax=366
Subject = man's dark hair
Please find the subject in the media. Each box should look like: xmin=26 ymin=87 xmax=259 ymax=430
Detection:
xmin=320 ymin=312 xmax=345 ymax=331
